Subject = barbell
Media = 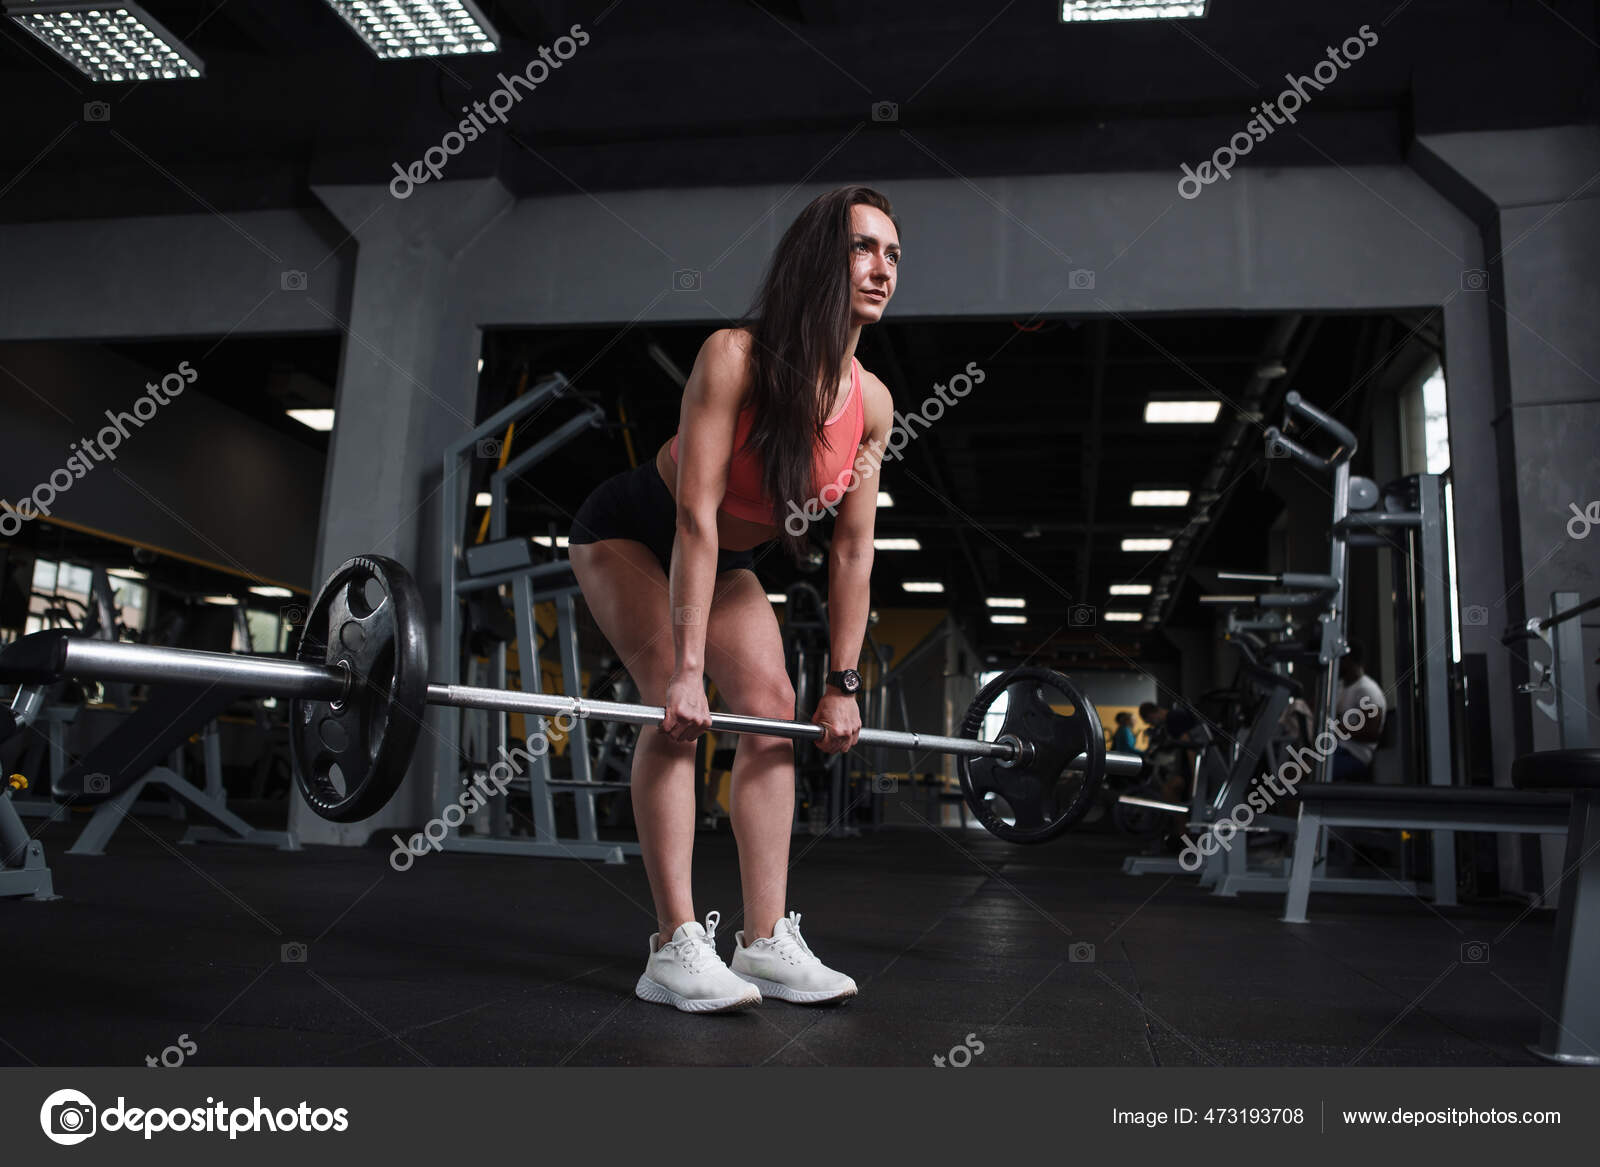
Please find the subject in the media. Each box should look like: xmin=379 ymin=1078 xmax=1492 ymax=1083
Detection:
xmin=0 ymin=555 xmax=1144 ymax=843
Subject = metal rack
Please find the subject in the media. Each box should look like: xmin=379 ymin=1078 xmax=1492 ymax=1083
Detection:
xmin=434 ymin=373 xmax=639 ymax=863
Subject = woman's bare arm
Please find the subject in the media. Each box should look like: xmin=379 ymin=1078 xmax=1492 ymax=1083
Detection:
xmin=668 ymin=328 xmax=749 ymax=676
xmin=810 ymin=369 xmax=893 ymax=752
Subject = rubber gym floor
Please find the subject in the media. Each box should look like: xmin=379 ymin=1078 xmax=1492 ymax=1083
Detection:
xmin=2 ymin=814 xmax=1555 ymax=1068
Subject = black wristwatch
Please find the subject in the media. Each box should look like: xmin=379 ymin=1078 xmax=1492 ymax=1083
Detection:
xmin=825 ymin=669 xmax=862 ymax=697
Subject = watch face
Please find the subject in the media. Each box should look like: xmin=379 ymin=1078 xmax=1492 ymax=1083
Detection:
xmin=841 ymin=670 xmax=861 ymax=693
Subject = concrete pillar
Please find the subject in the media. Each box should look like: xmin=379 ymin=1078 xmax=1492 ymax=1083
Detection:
xmin=290 ymin=178 xmax=512 ymax=846
xmin=1414 ymin=125 xmax=1600 ymax=890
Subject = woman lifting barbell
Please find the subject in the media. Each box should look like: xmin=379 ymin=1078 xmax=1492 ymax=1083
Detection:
xmin=567 ymin=186 xmax=900 ymax=1013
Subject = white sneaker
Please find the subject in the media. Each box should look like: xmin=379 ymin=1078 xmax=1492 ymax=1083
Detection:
xmin=731 ymin=911 xmax=858 ymax=1005
xmin=635 ymin=911 xmax=762 ymax=1014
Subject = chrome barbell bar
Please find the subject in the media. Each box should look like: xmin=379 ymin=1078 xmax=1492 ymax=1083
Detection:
xmin=14 ymin=636 xmax=1144 ymax=778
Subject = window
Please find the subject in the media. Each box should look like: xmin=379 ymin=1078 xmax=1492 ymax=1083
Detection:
xmin=233 ymin=608 xmax=283 ymax=654
xmin=1421 ymin=365 xmax=1452 ymax=474
xmin=1404 ymin=362 xmax=1463 ymax=660
xmin=26 ymin=559 xmax=89 ymax=634
xmin=978 ymin=670 xmax=1009 ymax=743
xmin=110 ymin=580 xmax=149 ymax=635
xmin=25 ymin=559 xmax=150 ymax=638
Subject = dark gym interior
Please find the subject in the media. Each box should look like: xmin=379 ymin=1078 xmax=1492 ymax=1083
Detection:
xmin=1 ymin=0 xmax=1597 ymax=1100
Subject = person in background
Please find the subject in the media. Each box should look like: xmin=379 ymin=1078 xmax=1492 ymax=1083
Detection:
xmin=1331 ymin=641 xmax=1386 ymax=781
xmin=1111 ymin=710 xmax=1141 ymax=755
xmin=1137 ymin=699 xmax=1201 ymax=746
xmin=1136 ymin=698 xmax=1204 ymax=812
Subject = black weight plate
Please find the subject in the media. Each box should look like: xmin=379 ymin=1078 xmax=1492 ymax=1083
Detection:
xmin=957 ymin=668 xmax=1106 ymax=844
xmin=290 ymin=555 xmax=429 ymax=822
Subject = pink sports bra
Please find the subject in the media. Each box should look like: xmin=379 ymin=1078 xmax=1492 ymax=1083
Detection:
xmin=670 ymin=357 xmax=865 ymax=525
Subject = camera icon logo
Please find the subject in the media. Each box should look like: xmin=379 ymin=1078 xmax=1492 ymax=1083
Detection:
xmin=1460 ymin=940 xmax=1490 ymax=964
xmin=476 ymin=437 xmax=502 ymax=460
xmin=871 ymin=774 xmax=898 ymax=794
xmin=280 ymin=270 xmax=308 ymax=292
xmin=673 ymin=605 xmax=703 ymax=626
xmin=1069 ymin=941 xmax=1095 ymax=963
xmin=40 ymin=1088 xmax=97 ymax=1145
xmin=84 ymin=773 xmax=110 ymax=795
xmin=1463 ymin=604 xmax=1488 ymax=627
xmin=871 ymin=100 xmax=898 ymax=122
xmin=281 ymin=941 xmax=308 ymax=963
xmin=280 ymin=603 xmax=306 ymax=626
xmin=1461 ymin=269 xmax=1489 ymax=292
xmin=1069 ymin=268 xmax=1095 ymax=290
xmin=1069 ymin=604 xmax=1096 ymax=627
xmin=672 ymin=269 xmax=702 ymax=292
xmin=83 ymin=101 xmax=110 ymax=123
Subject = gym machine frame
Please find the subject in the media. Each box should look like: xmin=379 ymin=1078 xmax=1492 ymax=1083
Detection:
xmin=436 ymin=372 xmax=635 ymax=862
xmin=1122 ymin=393 xmax=1460 ymax=905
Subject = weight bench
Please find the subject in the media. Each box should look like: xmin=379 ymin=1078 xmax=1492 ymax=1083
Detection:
xmin=1280 ymin=784 xmax=1571 ymax=924
xmin=53 ymin=682 xmax=299 ymax=855
xmin=1512 ymin=748 xmax=1600 ymax=1065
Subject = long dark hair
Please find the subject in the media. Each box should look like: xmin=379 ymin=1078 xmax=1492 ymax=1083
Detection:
xmin=737 ymin=185 xmax=899 ymax=563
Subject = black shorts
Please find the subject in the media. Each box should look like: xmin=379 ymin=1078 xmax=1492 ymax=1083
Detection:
xmin=569 ymin=461 xmax=760 ymax=576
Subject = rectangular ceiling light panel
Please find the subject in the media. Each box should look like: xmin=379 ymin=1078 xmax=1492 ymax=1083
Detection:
xmin=1144 ymin=399 xmax=1221 ymax=423
xmin=10 ymin=3 xmax=203 ymax=81
xmin=1061 ymin=1 xmax=1207 ymax=22
xmin=324 ymin=0 xmax=499 ymax=59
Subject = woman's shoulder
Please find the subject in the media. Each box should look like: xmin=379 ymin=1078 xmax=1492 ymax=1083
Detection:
xmin=702 ymin=326 xmax=755 ymax=367
xmin=853 ymin=361 xmax=893 ymax=431
xmin=693 ymin=328 xmax=757 ymax=408
xmin=854 ymin=361 xmax=890 ymax=398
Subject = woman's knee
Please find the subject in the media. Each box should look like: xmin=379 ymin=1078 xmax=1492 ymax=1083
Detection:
xmin=634 ymin=724 xmax=700 ymax=765
xmin=736 ymin=676 xmax=797 ymax=722
xmin=622 ymin=646 xmax=678 ymax=705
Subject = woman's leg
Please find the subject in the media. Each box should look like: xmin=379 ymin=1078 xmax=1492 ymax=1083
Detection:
xmin=701 ymin=568 xmax=797 ymax=942
xmin=569 ymin=538 xmax=699 ymax=940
